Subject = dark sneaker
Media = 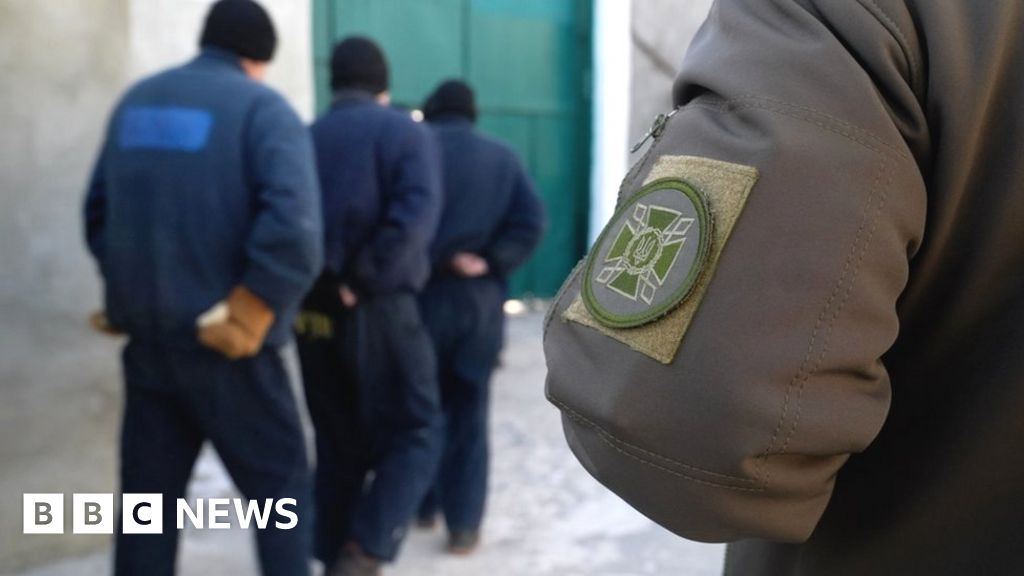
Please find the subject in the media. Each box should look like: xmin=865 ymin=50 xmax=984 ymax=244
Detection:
xmin=447 ymin=530 xmax=481 ymax=556
xmin=328 ymin=549 xmax=381 ymax=576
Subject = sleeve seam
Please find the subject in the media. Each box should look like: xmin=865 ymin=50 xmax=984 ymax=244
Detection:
xmin=692 ymin=95 xmax=911 ymax=160
xmin=548 ymin=394 xmax=763 ymax=487
xmin=855 ymin=0 xmax=924 ymax=100
xmin=556 ymin=399 xmax=766 ymax=493
xmin=756 ymin=153 xmax=893 ymax=484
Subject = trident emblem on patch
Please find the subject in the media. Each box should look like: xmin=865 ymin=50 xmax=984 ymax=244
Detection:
xmin=595 ymin=203 xmax=693 ymax=305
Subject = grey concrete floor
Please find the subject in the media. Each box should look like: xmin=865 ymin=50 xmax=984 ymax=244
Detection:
xmin=8 ymin=312 xmax=724 ymax=576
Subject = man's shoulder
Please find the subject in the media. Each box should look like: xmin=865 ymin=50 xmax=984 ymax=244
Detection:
xmin=312 ymin=103 xmax=429 ymax=152
xmin=377 ymin=106 xmax=426 ymax=135
xmin=313 ymin=101 xmax=407 ymax=129
xmin=247 ymin=83 xmax=300 ymax=120
xmin=475 ymin=129 xmax=514 ymax=152
xmin=117 ymin=67 xmax=178 ymax=103
xmin=121 ymin=62 xmax=278 ymax=108
xmin=372 ymin=107 xmax=433 ymax=152
xmin=465 ymin=129 xmax=521 ymax=166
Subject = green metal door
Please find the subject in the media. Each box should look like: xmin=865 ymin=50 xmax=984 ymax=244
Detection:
xmin=313 ymin=0 xmax=593 ymax=297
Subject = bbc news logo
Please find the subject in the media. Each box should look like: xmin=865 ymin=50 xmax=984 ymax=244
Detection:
xmin=23 ymin=494 xmax=298 ymax=534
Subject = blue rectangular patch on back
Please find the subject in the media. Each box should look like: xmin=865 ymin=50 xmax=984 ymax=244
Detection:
xmin=118 ymin=106 xmax=214 ymax=152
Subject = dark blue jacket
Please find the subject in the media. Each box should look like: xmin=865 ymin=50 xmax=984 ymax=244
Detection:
xmin=427 ymin=116 xmax=545 ymax=285
xmin=310 ymin=91 xmax=441 ymax=296
xmin=84 ymin=50 xmax=323 ymax=347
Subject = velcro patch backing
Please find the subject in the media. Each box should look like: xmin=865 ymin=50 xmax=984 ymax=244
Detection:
xmin=565 ymin=156 xmax=758 ymax=364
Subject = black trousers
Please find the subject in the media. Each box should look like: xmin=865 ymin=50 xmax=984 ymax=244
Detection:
xmin=417 ymin=277 xmax=505 ymax=533
xmin=116 ymin=340 xmax=311 ymax=576
xmin=296 ymin=291 xmax=441 ymax=564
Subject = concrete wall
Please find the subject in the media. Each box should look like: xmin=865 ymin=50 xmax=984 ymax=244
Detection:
xmin=589 ymin=0 xmax=633 ymax=242
xmin=0 ymin=1 xmax=312 ymax=570
xmin=0 ymin=1 xmax=131 ymax=569
xmin=589 ymin=0 xmax=715 ymax=242
xmin=628 ymin=0 xmax=715 ymax=148
xmin=130 ymin=0 xmax=315 ymax=119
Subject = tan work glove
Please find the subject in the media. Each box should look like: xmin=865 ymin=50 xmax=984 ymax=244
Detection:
xmin=197 ymin=286 xmax=276 ymax=360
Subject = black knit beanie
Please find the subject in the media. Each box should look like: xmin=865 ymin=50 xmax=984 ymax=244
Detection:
xmin=330 ymin=37 xmax=390 ymax=94
xmin=200 ymin=0 xmax=277 ymax=62
xmin=423 ymin=80 xmax=478 ymax=123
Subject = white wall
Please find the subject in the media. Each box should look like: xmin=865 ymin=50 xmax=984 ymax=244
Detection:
xmin=629 ymin=0 xmax=715 ymax=147
xmin=0 ymin=1 xmax=313 ymax=570
xmin=0 ymin=2 xmax=132 ymax=568
xmin=589 ymin=0 xmax=633 ymax=243
xmin=130 ymin=0 xmax=315 ymax=119
xmin=589 ymin=0 xmax=715 ymax=242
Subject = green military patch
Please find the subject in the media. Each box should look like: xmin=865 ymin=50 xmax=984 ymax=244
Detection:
xmin=566 ymin=156 xmax=759 ymax=363
xmin=583 ymin=178 xmax=712 ymax=328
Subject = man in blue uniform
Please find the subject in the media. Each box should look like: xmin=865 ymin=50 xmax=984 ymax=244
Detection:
xmin=295 ymin=37 xmax=442 ymax=576
xmin=83 ymin=1 xmax=322 ymax=574
xmin=415 ymin=80 xmax=546 ymax=554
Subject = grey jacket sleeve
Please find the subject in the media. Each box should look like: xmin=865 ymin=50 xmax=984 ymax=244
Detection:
xmin=545 ymin=0 xmax=927 ymax=543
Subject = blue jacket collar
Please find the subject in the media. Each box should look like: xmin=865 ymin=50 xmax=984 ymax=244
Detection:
xmin=192 ymin=48 xmax=245 ymax=73
xmin=331 ymin=89 xmax=379 ymax=109
xmin=428 ymin=114 xmax=474 ymax=127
